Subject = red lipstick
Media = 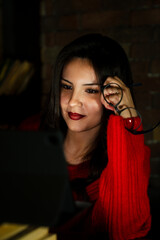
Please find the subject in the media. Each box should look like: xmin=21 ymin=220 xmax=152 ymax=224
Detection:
xmin=68 ymin=112 xmax=85 ymax=120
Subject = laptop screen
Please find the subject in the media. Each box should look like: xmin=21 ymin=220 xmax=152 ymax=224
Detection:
xmin=0 ymin=129 xmax=75 ymax=227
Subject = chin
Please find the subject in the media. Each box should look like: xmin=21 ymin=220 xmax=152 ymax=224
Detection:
xmin=68 ymin=126 xmax=86 ymax=133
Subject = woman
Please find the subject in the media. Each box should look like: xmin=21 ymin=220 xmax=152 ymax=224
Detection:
xmin=43 ymin=33 xmax=151 ymax=239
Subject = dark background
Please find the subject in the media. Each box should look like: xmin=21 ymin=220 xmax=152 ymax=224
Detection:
xmin=0 ymin=0 xmax=160 ymax=229
xmin=0 ymin=0 xmax=41 ymax=124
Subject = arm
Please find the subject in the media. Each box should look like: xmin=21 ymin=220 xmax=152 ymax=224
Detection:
xmin=92 ymin=115 xmax=151 ymax=239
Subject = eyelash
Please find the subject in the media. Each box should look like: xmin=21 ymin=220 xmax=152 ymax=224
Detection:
xmin=86 ymin=89 xmax=99 ymax=94
xmin=61 ymin=83 xmax=99 ymax=94
xmin=61 ymin=84 xmax=72 ymax=90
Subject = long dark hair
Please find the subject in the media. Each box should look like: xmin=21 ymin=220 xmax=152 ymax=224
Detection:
xmin=43 ymin=33 xmax=134 ymax=186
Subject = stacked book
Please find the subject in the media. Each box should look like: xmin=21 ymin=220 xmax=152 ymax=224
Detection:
xmin=0 ymin=223 xmax=57 ymax=240
xmin=0 ymin=59 xmax=34 ymax=95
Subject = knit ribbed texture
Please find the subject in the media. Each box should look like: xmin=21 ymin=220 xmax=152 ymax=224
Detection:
xmin=19 ymin=114 xmax=151 ymax=238
xmin=67 ymin=160 xmax=90 ymax=181
xmin=68 ymin=161 xmax=100 ymax=202
xmin=92 ymin=115 xmax=151 ymax=239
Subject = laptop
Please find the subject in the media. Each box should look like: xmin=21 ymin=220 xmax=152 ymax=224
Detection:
xmin=0 ymin=129 xmax=76 ymax=227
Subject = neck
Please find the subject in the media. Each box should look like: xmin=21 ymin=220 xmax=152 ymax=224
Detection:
xmin=64 ymin=126 xmax=100 ymax=165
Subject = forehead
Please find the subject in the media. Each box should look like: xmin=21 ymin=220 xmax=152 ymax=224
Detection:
xmin=62 ymin=57 xmax=99 ymax=84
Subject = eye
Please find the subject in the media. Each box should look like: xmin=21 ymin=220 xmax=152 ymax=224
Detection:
xmin=86 ymin=89 xmax=99 ymax=94
xmin=61 ymin=83 xmax=72 ymax=90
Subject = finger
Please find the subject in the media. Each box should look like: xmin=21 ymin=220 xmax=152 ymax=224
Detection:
xmin=104 ymin=77 xmax=134 ymax=106
xmin=103 ymin=84 xmax=122 ymax=106
xmin=104 ymin=84 xmax=121 ymax=94
xmin=101 ymin=94 xmax=115 ymax=113
xmin=103 ymin=76 xmax=126 ymax=89
xmin=113 ymin=76 xmax=127 ymax=88
xmin=108 ymin=94 xmax=121 ymax=105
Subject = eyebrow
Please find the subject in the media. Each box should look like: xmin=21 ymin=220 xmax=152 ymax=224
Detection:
xmin=61 ymin=78 xmax=101 ymax=86
xmin=61 ymin=78 xmax=72 ymax=84
xmin=83 ymin=83 xmax=101 ymax=86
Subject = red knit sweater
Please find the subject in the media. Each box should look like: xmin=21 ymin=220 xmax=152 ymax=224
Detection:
xmin=19 ymin=114 xmax=151 ymax=239
xmin=67 ymin=115 xmax=151 ymax=239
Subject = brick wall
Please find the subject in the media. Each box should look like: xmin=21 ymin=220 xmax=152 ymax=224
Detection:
xmin=40 ymin=0 xmax=160 ymax=187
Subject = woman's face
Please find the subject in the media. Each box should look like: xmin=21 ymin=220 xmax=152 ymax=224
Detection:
xmin=60 ymin=57 xmax=103 ymax=133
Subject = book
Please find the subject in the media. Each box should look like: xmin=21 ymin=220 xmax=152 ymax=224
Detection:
xmin=0 ymin=223 xmax=57 ymax=240
xmin=17 ymin=226 xmax=49 ymax=240
xmin=16 ymin=66 xmax=34 ymax=94
xmin=7 ymin=61 xmax=34 ymax=95
xmin=43 ymin=234 xmax=57 ymax=240
xmin=0 ymin=59 xmax=13 ymax=86
xmin=0 ymin=222 xmax=28 ymax=240
xmin=0 ymin=60 xmax=34 ymax=95
xmin=0 ymin=60 xmax=21 ymax=95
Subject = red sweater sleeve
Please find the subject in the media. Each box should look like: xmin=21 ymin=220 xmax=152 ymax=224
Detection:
xmin=92 ymin=115 xmax=151 ymax=239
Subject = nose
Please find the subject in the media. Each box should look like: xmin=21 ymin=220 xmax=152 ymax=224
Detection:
xmin=68 ymin=91 xmax=83 ymax=108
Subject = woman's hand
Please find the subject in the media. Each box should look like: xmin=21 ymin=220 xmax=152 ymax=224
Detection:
xmin=101 ymin=76 xmax=137 ymax=118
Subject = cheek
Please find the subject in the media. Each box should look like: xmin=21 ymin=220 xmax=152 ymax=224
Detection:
xmin=60 ymin=92 xmax=69 ymax=108
xmin=86 ymin=98 xmax=103 ymax=116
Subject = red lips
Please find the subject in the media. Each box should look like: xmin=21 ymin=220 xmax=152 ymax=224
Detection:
xmin=68 ymin=112 xmax=85 ymax=120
